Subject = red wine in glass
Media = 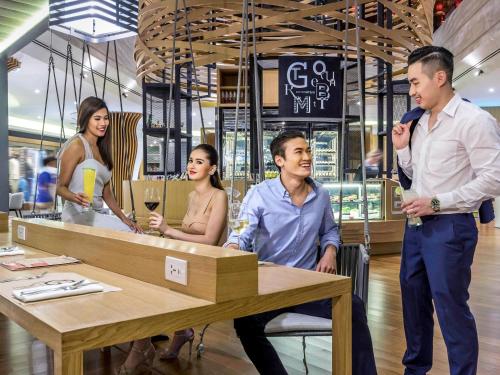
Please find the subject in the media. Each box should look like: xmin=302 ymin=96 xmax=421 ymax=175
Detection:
xmin=145 ymin=201 xmax=159 ymax=211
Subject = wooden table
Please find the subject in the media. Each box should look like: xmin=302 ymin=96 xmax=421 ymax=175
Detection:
xmin=0 ymin=231 xmax=352 ymax=375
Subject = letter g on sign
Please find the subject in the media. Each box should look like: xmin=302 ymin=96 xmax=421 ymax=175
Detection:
xmin=287 ymin=62 xmax=308 ymax=89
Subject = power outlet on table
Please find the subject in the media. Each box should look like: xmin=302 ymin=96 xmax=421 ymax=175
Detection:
xmin=17 ymin=225 xmax=26 ymax=241
xmin=165 ymin=256 xmax=188 ymax=285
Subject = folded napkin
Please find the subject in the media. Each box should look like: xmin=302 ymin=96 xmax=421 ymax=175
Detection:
xmin=0 ymin=246 xmax=25 ymax=257
xmin=12 ymin=279 xmax=104 ymax=303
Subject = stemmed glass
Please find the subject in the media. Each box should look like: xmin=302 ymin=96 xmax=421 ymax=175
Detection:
xmin=401 ymin=189 xmax=423 ymax=227
xmin=144 ymin=187 xmax=160 ymax=234
xmin=228 ymin=201 xmax=249 ymax=245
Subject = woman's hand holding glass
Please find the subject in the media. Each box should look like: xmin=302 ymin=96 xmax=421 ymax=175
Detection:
xmin=149 ymin=212 xmax=170 ymax=235
xmin=73 ymin=192 xmax=90 ymax=207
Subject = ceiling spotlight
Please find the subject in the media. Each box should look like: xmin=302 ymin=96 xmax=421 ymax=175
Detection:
xmin=192 ymin=112 xmax=197 ymax=116
xmin=474 ymin=69 xmax=484 ymax=77
xmin=208 ymin=121 xmax=213 ymax=125
xmin=34 ymin=89 xmax=40 ymax=94
xmin=122 ymin=91 xmax=128 ymax=98
xmin=37 ymin=115 xmax=41 ymax=120
xmin=489 ymin=88 xmax=495 ymax=93
xmin=357 ymin=101 xmax=361 ymax=105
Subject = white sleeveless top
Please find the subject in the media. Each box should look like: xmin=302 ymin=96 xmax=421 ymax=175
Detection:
xmin=60 ymin=134 xmax=112 ymax=213
xmin=58 ymin=134 xmax=132 ymax=232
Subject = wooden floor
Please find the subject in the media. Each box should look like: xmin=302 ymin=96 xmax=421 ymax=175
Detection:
xmin=1 ymin=223 xmax=499 ymax=374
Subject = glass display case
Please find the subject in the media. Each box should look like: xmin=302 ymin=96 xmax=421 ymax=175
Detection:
xmin=261 ymin=127 xmax=339 ymax=182
xmin=311 ymin=130 xmax=338 ymax=183
xmin=323 ymin=181 xmax=383 ymax=221
xmin=220 ymin=108 xmax=251 ymax=179
xmin=263 ymin=129 xmax=280 ymax=179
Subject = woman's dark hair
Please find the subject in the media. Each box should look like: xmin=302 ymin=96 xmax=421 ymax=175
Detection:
xmin=77 ymin=96 xmax=113 ymax=170
xmin=191 ymin=144 xmax=223 ymax=190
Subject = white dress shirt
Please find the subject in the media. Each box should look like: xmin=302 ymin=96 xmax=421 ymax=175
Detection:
xmin=397 ymin=94 xmax=500 ymax=214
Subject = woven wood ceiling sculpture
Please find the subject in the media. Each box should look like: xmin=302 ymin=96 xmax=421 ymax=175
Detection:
xmin=7 ymin=57 xmax=21 ymax=72
xmin=135 ymin=0 xmax=436 ymax=86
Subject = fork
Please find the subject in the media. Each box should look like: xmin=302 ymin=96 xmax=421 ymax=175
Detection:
xmin=0 ymin=246 xmax=18 ymax=252
xmin=19 ymin=280 xmax=99 ymax=296
xmin=0 ymin=271 xmax=48 ymax=284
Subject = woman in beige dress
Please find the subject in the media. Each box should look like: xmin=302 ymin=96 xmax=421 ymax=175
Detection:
xmin=117 ymin=144 xmax=227 ymax=374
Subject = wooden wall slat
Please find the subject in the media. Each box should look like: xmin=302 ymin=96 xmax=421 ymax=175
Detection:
xmin=109 ymin=112 xmax=142 ymax=208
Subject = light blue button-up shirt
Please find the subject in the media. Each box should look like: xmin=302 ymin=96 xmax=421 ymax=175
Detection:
xmin=226 ymin=176 xmax=340 ymax=271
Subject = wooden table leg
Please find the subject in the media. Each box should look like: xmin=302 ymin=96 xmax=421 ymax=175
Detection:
xmin=332 ymin=293 xmax=352 ymax=375
xmin=54 ymin=350 xmax=83 ymax=375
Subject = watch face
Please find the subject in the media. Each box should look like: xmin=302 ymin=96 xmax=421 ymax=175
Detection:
xmin=431 ymin=198 xmax=440 ymax=211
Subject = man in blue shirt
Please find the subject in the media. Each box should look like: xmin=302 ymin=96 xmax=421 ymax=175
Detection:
xmin=36 ymin=156 xmax=57 ymax=206
xmin=226 ymin=131 xmax=377 ymax=375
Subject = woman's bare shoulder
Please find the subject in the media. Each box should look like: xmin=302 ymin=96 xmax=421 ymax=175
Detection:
xmin=213 ymin=188 xmax=228 ymax=202
xmin=62 ymin=138 xmax=84 ymax=159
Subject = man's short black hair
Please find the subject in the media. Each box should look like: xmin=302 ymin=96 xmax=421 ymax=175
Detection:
xmin=43 ymin=156 xmax=57 ymax=166
xmin=408 ymin=46 xmax=454 ymax=85
xmin=269 ymin=130 xmax=306 ymax=171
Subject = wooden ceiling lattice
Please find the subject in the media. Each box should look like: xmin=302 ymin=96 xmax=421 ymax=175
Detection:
xmin=135 ymin=0 xmax=435 ymax=86
xmin=0 ymin=0 xmax=47 ymax=48
xmin=7 ymin=57 xmax=21 ymax=72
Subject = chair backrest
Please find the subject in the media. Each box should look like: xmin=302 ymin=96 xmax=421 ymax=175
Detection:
xmin=337 ymin=243 xmax=370 ymax=306
xmin=9 ymin=192 xmax=24 ymax=210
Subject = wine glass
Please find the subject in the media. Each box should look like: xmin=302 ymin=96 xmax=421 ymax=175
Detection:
xmin=229 ymin=201 xmax=249 ymax=246
xmin=144 ymin=187 xmax=160 ymax=234
xmin=401 ymin=189 xmax=423 ymax=227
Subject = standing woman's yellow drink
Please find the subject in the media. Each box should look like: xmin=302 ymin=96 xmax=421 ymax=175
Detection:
xmin=83 ymin=168 xmax=96 ymax=210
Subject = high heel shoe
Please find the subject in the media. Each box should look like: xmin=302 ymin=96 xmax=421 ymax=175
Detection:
xmin=159 ymin=328 xmax=195 ymax=360
xmin=115 ymin=343 xmax=155 ymax=375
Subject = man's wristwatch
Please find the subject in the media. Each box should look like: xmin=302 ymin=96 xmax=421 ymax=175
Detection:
xmin=430 ymin=197 xmax=440 ymax=213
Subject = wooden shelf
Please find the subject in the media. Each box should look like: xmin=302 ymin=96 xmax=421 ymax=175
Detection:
xmin=218 ymin=103 xmax=250 ymax=108
xmin=218 ymin=67 xmax=251 ymax=107
xmin=219 ymin=86 xmax=248 ymax=89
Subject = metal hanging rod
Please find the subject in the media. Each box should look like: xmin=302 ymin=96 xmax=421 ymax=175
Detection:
xmin=32 ymin=39 xmax=142 ymax=98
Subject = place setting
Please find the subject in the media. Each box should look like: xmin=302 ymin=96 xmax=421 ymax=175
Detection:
xmin=0 ymin=245 xmax=25 ymax=257
xmin=0 ymin=271 xmax=121 ymax=303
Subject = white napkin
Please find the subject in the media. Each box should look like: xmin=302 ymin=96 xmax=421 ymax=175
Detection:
xmin=0 ymin=246 xmax=25 ymax=257
xmin=12 ymin=279 xmax=104 ymax=303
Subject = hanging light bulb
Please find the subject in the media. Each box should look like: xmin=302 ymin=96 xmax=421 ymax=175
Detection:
xmin=49 ymin=0 xmax=138 ymax=43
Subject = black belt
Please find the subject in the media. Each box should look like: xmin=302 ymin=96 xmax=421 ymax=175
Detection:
xmin=420 ymin=213 xmax=473 ymax=224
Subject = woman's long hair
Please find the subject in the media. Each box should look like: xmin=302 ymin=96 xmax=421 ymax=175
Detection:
xmin=191 ymin=144 xmax=223 ymax=190
xmin=77 ymin=96 xmax=113 ymax=170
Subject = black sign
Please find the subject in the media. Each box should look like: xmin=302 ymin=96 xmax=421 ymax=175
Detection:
xmin=279 ymin=56 xmax=342 ymax=118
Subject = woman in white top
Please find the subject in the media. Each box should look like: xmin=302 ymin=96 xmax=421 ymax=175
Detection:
xmin=57 ymin=96 xmax=141 ymax=233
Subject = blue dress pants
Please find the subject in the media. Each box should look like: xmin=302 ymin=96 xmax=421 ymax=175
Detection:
xmin=234 ymin=295 xmax=377 ymax=375
xmin=400 ymin=213 xmax=478 ymax=375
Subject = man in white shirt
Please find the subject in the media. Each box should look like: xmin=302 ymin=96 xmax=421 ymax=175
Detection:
xmin=392 ymin=46 xmax=500 ymax=375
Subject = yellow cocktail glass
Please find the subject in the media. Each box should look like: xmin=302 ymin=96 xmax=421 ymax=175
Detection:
xmin=82 ymin=167 xmax=96 ymax=211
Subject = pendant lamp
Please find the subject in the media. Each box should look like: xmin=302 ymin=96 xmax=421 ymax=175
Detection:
xmin=49 ymin=0 xmax=138 ymax=43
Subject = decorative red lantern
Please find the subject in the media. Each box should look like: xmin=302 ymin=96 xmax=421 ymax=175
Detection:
xmin=435 ymin=2 xmax=444 ymax=12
